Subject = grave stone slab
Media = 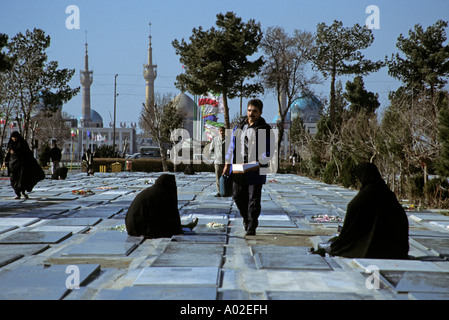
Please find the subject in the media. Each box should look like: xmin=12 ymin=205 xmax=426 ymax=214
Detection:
xmin=0 ymin=218 xmax=40 ymax=227
xmin=266 ymin=291 xmax=366 ymax=300
xmin=62 ymin=231 xmax=142 ymax=256
xmin=116 ymin=286 xmax=217 ymax=300
xmin=0 ymin=254 xmax=23 ymax=267
xmin=409 ymin=292 xmax=449 ymax=300
xmin=133 ymin=267 xmax=220 ymax=287
xmin=252 ymin=246 xmax=332 ymax=270
xmin=0 ymin=244 xmax=50 ymax=256
xmin=151 ymin=242 xmax=224 ymax=267
xmin=70 ymin=207 xmax=120 ymax=219
xmin=0 ymin=226 xmax=17 ymax=235
xmin=42 ymin=217 xmax=102 ymax=226
xmin=257 ymin=219 xmax=297 ymax=228
xmin=409 ymin=213 xmax=449 ymax=222
xmin=353 ymin=258 xmax=445 ymax=272
xmin=171 ymin=234 xmax=227 ymax=244
xmin=178 ymin=193 xmax=196 ymax=201
xmin=0 ymin=264 xmax=100 ymax=300
xmin=412 ymin=237 xmax=449 ymax=257
xmin=394 ymin=271 xmax=449 ymax=293
xmin=429 ymin=221 xmax=449 ymax=229
xmin=409 ymin=230 xmax=449 ymax=238
xmin=0 ymin=230 xmax=72 ymax=244
xmin=29 ymin=225 xmax=89 ymax=234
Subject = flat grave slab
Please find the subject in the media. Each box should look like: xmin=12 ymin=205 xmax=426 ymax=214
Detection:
xmin=266 ymin=291 xmax=366 ymax=300
xmin=150 ymin=242 xmax=224 ymax=267
xmin=41 ymin=217 xmax=102 ymax=226
xmin=62 ymin=231 xmax=142 ymax=257
xmin=29 ymin=225 xmax=89 ymax=234
xmin=409 ymin=213 xmax=449 ymax=222
xmin=409 ymin=229 xmax=449 ymax=238
xmin=133 ymin=266 xmax=220 ymax=287
xmin=251 ymin=246 xmax=332 ymax=270
xmin=409 ymin=292 xmax=449 ymax=300
xmin=0 ymin=218 xmax=40 ymax=227
xmin=392 ymin=271 xmax=449 ymax=293
xmin=0 ymin=264 xmax=100 ymax=300
xmin=257 ymin=219 xmax=297 ymax=228
xmin=352 ymin=258 xmax=446 ymax=272
xmin=412 ymin=237 xmax=449 ymax=257
xmin=69 ymin=207 xmax=121 ymax=219
xmin=171 ymin=234 xmax=227 ymax=244
xmin=116 ymin=286 xmax=217 ymax=300
xmin=0 ymin=253 xmax=23 ymax=268
xmin=0 ymin=226 xmax=17 ymax=235
xmin=0 ymin=230 xmax=72 ymax=244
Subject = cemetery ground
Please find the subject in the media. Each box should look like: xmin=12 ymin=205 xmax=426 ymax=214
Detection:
xmin=0 ymin=171 xmax=448 ymax=302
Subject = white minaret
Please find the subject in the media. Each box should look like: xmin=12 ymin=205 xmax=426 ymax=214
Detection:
xmin=80 ymin=33 xmax=93 ymax=127
xmin=143 ymin=23 xmax=157 ymax=106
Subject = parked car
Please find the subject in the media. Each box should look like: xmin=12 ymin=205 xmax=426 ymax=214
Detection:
xmin=125 ymin=153 xmax=141 ymax=159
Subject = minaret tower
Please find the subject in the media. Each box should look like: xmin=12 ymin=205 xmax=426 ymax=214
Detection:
xmin=80 ymin=31 xmax=93 ymax=127
xmin=143 ymin=23 xmax=157 ymax=106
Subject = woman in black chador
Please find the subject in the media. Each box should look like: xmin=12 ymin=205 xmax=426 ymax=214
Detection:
xmin=6 ymin=131 xmax=45 ymax=199
xmin=125 ymin=174 xmax=198 ymax=238
xmin=328 ymin=162 xmax=409 ymax=259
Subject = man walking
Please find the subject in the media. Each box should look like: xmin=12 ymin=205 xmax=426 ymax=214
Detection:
xmin=210 ymin=126 xmax=226 ymax=197
xmin=223 ymin=99 xmax=272 ymax=235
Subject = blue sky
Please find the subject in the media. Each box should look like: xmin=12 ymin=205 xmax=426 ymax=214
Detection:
xmin=1 ymin=0 xmax=449 ymax=130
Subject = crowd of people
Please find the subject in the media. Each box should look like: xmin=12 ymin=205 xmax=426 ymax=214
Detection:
xmin=0 ymin=99 xmax=411 ymax=259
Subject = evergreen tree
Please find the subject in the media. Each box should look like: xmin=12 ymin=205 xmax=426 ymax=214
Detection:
xmin=7 ymin=28 xmax=79 ymax=141
xmin=172 ymin=12 xmax=264 ymax=128
xmin=387 ymin=20 xmax=449 ymax=98
xmin=344 ymin=76 xmax=380 ymax=115
xmin=310 ymin=20 xmax=383 ymax=129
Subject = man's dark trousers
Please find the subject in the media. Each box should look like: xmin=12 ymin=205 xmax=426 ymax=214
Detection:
xmin=232 ymin=179 xmax=263 ymax=232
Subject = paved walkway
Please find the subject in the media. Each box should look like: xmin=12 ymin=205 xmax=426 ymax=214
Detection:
xmin=0 ymin=172 xmax=448 ymax=301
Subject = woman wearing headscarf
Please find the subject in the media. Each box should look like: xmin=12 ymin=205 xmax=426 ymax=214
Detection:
xmin=328 ymin=162 xmax=409 ymax=259
xmin=6 ymin=131 xmax=45 ymax=199
xmin=125 ymin=174 xmax=198 ymax=238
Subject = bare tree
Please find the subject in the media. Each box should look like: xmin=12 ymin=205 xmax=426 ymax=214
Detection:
xmin=261 ymin=27 xmax=320 ymax=158
xmin=33 ymin=109 xmax=71 ymax=146
xmin=139 ymin=93 xmax=185 ymax=172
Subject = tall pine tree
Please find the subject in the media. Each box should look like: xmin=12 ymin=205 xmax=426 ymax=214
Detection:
xmin=172 ymin=12 xmax=264 ymax=128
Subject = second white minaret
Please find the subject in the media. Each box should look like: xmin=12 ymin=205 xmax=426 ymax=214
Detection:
xmin=143 ymin=24 xmax=157 ymax=106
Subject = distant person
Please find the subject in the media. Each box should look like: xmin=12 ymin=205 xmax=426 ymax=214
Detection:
xmin=82 ymin=149 xmax=94 ymax=176
xmin=5 ymin=131 xmax=45 ymax=199
xmin=125 ymin=174 xmax=198 ymax=238
xmin=323 ymin=162 xmax=409 ymax=259
xmin=49 ymin=141 xmax=62 ymax=174
xmin=51 ymin=167 xmax=68 ymax=180
xmin=210 ymin=126 xmax=226 ymax=196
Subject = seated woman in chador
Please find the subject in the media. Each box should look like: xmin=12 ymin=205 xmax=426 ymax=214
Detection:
xmin=125 ymin=174 xmax=197 ymax=238
xmin=318 ymin=162 xmax=409 ymax=259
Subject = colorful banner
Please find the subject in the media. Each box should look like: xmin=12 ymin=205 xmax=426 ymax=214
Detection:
xmin=198 ymin=93 xmax=224 ymax=141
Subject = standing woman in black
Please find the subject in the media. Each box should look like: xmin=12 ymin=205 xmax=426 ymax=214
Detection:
xmin=6 ymin=131 xmax=45 ymax=199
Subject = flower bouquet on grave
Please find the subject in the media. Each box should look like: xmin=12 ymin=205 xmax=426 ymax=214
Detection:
xmin=96 ymin=186 xmax=119 ymax=190
xmin=206 ymin=222 xmax=225 ymax=228
xmin=72 ymin=189 xmax=94 ymax=195
xmin=107 ymin=224 xmax=126 ymax=232
xmin=311 ymin=214 xmax=343 ymax=223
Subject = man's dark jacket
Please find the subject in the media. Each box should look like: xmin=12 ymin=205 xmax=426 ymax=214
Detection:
xmin=225 ymin=116 xmax=272 ymax=185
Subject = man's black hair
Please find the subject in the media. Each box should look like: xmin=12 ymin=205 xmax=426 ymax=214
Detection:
xmin=247 ymin=99 xmax=263 ymax=112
